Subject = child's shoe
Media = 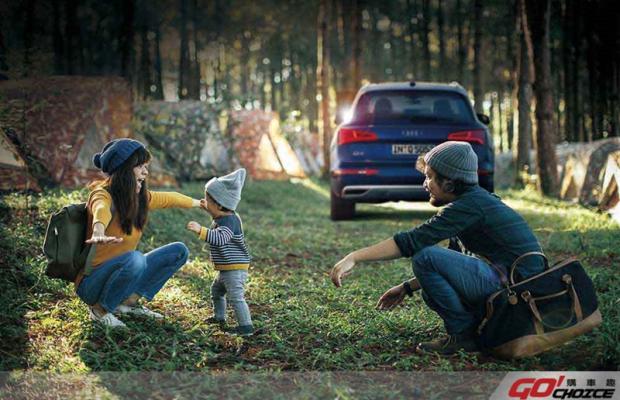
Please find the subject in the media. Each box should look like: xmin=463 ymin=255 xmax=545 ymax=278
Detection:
xmin=235 ymin=325 xmax=255 ymax=337
xmin=206 ymin=316 xmax=227 ymax=328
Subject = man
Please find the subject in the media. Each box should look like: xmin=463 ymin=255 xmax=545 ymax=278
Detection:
xmin=330 ymin=141 xmax=544 ymax=355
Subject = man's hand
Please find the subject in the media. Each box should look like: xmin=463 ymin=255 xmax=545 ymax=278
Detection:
xmin=330 ymin=254 xmax=356 ymax=287
xmin=199 ymin=199 xmax=208 ymax=212
xmin=376 ymin=284 xmax=407 ymax=310
xmin=186 ymin=221 xmax=202 ymax=234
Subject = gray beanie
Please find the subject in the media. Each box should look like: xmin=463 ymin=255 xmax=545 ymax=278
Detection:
xmin=205 ymin=168 xmax=247 ymax=211
xmin=423 ymin=141 xmax=478 ymax=184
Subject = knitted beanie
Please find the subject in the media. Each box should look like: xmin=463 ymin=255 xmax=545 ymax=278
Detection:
xmin=93 ymin=139 xmax=146 ymax=174
xmin=205 ymin=168 xmax=247 ymax=211
xmin=423 ymin=141 xmax=478 ymax=184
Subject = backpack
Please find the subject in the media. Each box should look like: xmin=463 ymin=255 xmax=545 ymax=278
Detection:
xmin=42 ymin=202 xmax=96 ymax=282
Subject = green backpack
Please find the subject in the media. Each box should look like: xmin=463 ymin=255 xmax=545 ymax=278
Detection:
xmin=42 ymin=203 xmax=96 ymax=282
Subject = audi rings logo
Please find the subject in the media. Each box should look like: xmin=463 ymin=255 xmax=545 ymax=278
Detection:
xmin=492 ymin=372 xmax=619 ymax=400
xmin=401 ymin=130 xmax=421 ymax=137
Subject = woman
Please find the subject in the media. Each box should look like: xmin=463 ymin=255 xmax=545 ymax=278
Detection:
xmin=76 ymin=138 xmax=201 ymax=328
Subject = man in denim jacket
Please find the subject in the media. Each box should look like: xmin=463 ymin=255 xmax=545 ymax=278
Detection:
xmin=330 ymin=141 xmax=544 ymax=355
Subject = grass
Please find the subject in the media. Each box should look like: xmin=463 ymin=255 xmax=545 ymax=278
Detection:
xmin=1 ymin=179 xmax=619 ymax=377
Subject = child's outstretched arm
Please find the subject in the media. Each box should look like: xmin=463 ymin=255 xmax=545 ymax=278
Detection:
xmin=187 ymin=221 xmax=202 ymax=236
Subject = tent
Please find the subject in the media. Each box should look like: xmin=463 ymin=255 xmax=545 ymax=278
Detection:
xmin=0 ymin=77 xmax=176 ymax=191
xmin=134 ymin=102 xmax=307 ymax=181
xmin=0 ymin=129 xmax=40 ymax=191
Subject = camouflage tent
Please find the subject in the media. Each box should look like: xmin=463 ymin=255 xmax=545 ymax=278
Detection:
xmin=0 ymin=129 xmax=40 ymax=191
xmin=134 ymin=102 xmax=306 ymax=181
xmin=230 ymin=110 xmax=306 ymax=180
xmin=0 ymin=77 xmax=176 ymax=191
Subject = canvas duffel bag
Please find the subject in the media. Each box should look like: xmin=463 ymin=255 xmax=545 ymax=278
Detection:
xmin=477 ymin=252 xmax=602 ymax=359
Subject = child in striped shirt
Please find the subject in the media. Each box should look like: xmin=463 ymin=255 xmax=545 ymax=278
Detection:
xmin=186 ymin=168 xmax=253 ymax=336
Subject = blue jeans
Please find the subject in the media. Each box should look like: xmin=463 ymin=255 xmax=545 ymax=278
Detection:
xmin=77 ymin=242 xmax=189 ymax=313
xmin=412 ymin=246 xmax=502 ymax=335
xmin=211 ymin=270 xmax=252 ymax=328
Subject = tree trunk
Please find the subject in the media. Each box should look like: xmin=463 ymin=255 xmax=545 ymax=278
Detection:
xmin=472 ymin=0 xmax=483 ymax=113
xmin=421 ymin=0 xmax=431 ymax=80
xmin=456 ymin=0 xmax=466 ymax=85
xmin=437 ymin=0 xmax=446 ymax=79
xmin=526 ymin=0 xmax=559 ymax=196
xmin=153 ymin=24 xmax=164 ymax=100
xmin=369 ymin=7 xmax=382 ymax=81
xmin=406 ymin=0 xmax=419 ymax=79
xmin=516 ymin=0 xmax=533 ymax=182
xmin=64 ymin=0 xmax=78 ymax=74
xmin=318 ymin=0 xmax=331 ymax=176
xmin=52 ymin=0 xmax=65 ymax=74
xmin=240 ymin=33 xmax=250 ymax=96
xmin=562 ymin=0 xmax=575 ymax=141
xmin=119 ymin=0 xmax=135 ymax=80
xmin=138 ymin=17 xmax=152 ymax=101
xmin=573 ymin=0 xmax=584 ymax=141
xmin=178 ymin=0 xmax=190 ymax=99
xmin=498 ymin=90 xmax=505 ymax=152
xmin=188 ymin=0 xmax=201 ymax=100
xmin=586 ymin=26 xmax=599 ymax=142
xmin=506 ymin=0 xmax=518 ymax=153
xmin=22 ymin=0 xmax=35 ymax=77
xmin=351 ymin=0 xmax=361 ymax=88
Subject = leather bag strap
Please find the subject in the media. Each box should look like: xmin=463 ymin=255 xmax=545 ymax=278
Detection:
xmin=509 ymin=251 xmax=548 ymax=285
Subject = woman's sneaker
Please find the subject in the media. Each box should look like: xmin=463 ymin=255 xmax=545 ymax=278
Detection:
xmin=115 ymin=304 xmax=164 ymax=319
xmin=89 ymin=307 xmax=127 ymax=328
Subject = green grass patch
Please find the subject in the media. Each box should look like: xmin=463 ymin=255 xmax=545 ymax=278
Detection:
xmin=1 ymin=181 xmax=618 ymax=372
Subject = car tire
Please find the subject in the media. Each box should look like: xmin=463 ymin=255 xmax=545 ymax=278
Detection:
xmin=330 ymin=194 xmax=355 ymax=220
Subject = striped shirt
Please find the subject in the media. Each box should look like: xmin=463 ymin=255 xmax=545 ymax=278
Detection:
xmin=199 ymin=213 xmax=251 ymax=271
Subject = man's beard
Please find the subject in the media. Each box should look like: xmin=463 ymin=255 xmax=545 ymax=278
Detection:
xmin=429 ymin=196 xmax=448 ymax=207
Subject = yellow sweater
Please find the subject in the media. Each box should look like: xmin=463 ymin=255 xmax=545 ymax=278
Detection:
xmin=75 ymin=187 xmax=194 ymax=286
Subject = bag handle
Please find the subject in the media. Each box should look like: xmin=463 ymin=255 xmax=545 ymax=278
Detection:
xmin=509 ymin=251 xmax=548 ymax=285
xmin=521 ymin=274 xmax=583 ymax=331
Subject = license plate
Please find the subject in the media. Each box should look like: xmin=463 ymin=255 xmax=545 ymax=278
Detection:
xmin=392 ymin=144 xmax=434 ymax=155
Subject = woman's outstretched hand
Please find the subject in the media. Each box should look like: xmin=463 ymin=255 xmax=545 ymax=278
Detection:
xmin=376 ymin=284 xmax=407 ymax=310
xmin=85 ymin=222 xmax=122 ymax=244
xmin=85 ymin=234 xmax=123 ymax=244
xmin=187 ymin=221 xmax=202 ymax=234
xmin=330 ymin=255 xmax=356 ymax=287
xmin=199 ymin=199 xmax=208 ymax=212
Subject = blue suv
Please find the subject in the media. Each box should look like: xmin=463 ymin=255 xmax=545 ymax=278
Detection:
xmin=330 ymin=81 xmax=494 ymax=220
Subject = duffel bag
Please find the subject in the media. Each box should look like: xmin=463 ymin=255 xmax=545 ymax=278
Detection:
xmin=477 ymin=252 xmax=602 ymax=359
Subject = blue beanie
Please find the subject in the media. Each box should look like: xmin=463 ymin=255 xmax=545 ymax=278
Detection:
xmin=423 ymin=141 xmax=478 ymax=184
xmin=93 ymin=139 xmax=146 ymax=174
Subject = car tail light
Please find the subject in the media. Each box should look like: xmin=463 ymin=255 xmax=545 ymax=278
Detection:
xmin=338 ymin=128 xmax=378 ymax=145
xmin=447 ymin=129 xmax=486 ymax=145
xmin=478 ymin=169 xmax=492 ymax=176
xmin=332 ymin=168 xmax=379 ymax=176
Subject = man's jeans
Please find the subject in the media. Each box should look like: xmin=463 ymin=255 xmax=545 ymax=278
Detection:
xmin=211 ymin=270 xmax=252 ymax=327
xmin=77 ymin=242 xmax=189 ymax=313
xmin=412 ymin=246 xmax=503 ymax=335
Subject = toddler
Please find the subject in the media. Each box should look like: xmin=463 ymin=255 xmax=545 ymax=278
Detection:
xmin=187 ymin=168 xmax=253 ymax=335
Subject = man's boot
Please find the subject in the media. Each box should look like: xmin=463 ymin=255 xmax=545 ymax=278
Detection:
xmin=416 ymin=332 xmax=480 ymax=355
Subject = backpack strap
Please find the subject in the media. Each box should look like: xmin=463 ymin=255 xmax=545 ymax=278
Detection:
xmin=509 ymin=251 xmax=548 ymax=285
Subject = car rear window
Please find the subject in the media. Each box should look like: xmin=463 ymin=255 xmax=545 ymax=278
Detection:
xmin=351 ymin=90 xmax=475 ymax=125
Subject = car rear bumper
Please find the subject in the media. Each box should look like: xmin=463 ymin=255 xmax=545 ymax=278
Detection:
xmin=338 ymin=184 xmax=429 ymax=202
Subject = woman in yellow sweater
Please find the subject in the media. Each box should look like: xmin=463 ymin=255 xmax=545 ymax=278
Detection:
xmin=76 ymin=139 xmax=201 ymax=328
